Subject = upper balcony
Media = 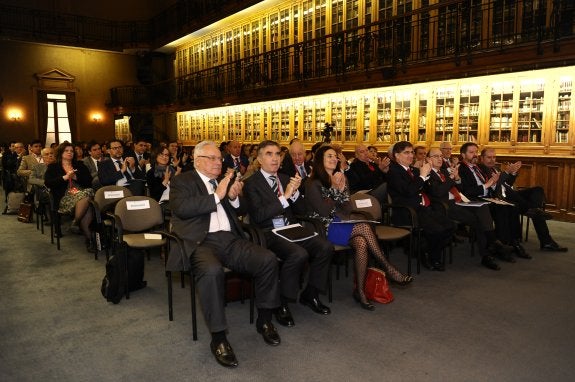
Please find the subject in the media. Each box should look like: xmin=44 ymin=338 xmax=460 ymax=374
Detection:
xmin=109 ymin=0 xmax=575 ymax=113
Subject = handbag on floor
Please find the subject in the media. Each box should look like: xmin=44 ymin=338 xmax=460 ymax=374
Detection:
xmin=364 ymin=267 xmax=394 ymax=304
xmin=17 ymin=202 xmax=33 ymax=223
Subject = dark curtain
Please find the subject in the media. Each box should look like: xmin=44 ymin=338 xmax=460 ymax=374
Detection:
xmin=66 ymin=92 xmax=77 ymax=143
xmin=37 ymin=90 xmax=48 ymax=146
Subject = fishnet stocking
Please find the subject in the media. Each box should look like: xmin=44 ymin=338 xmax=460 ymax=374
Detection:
xmin=350 ymin=223 xmax=411 ymax=284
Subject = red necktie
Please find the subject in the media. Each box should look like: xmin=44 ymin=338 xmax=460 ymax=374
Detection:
xmin=407 ymin=168 xmax=430 ymax=207
xmin=438 ymin=172 xmax=462 ymax=202
xmin=471 ymin=165 xmax=486 ymax=183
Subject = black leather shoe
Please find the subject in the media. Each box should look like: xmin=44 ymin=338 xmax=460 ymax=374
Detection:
xmin=525 ymin=208 xmax=552 ymax=220
xmin=299 ymin=295 xmax=331 ymax=315
xmin=429 ymin=260 xmax=445 ymax=272
xmin=352 ymin=290 xmax=375 ymax=311
xmin=274 ymin=305 xmax=295 ymax=327
xmin=512 ymin=244 xmax=530 ymax=259
xmin=489 ymin=240 xmax=515 ymax=255
xmin=540 ymin=241 xmax=568 ymax=252
xmin=210 ymin=340 xmax=238 ymax=368
xmin=481 ymin=256 xmax=501 ymax=270
xmin=257 ymin=322 xmax=281 ymax=346
xmin=499 ymin=250 xmax=517 ymax=263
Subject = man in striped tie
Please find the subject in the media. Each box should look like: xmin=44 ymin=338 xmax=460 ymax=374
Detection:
xmin=244 ymin=140 xmax=334 ymax=328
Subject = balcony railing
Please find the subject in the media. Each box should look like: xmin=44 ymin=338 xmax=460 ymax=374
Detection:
xmin=0 ymin=0 xmax=260 ymax=51
xmin=110 ymin=0 xmax=575 ymax=110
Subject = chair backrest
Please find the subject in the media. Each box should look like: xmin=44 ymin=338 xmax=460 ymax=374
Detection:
xmin=114 ymin=196 xmax=164 ymax=232
xmin=349 ymin=192 xmax=382 ymax=221
xmin=95 ymin=186 xmax=132 ymax=213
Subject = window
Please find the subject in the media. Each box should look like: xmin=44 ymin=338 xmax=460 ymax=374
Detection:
xmin=45 ymin=93 xmax=72 ymax=146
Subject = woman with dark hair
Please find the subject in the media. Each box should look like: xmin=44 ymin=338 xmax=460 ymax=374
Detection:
xmin=44 ymin=142 xmax=94 ymax=250
xmin=146 ymin=145 xmax=181 ymax=206
xmin=74 ymin=142 xmax=85 ymax=161
xmin=305 ymin=145 xmax=412 ymax=311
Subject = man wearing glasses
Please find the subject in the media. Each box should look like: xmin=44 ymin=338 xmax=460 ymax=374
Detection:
xmin=168 ymin=140 xmax=281 ymax=368
xmin=97 ymin=139 xmax=146 ymax=195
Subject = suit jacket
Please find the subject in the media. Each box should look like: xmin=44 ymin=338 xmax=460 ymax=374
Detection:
xmin=124 ymin=150 xmax=150 ymax=173
xmin=17 ymin=154 xmax=41 ymax=178
xmin=425 ymin=168 xmax=457 ymax=205
xmin=347 ymin=159 xmax=386 ymax=194
xmin=44 ymin=161 xmax=93 ymax=206
xmin=458 ymin=163 xmax=491 ymax=200
xmin=82 ymin=156 xmax=102 ymax=189
xmin=279 ymin=154 xmax=311 ymax=178
xmin=222 ymin=154 xmax=249 ymax=175
xmin=243 ymin=170 xmax=306 ymax=230
xmin=167 ymin=170 xmax=245 ymax=271
xmin=386 ymin=161 xmax=428 ymax=226
xmin=17 ymin=154 xmax=41 ymax=191
xmin=98 ymin=157 xmax=146 ymax=194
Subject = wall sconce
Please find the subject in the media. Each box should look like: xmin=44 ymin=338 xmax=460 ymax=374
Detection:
xmin=8 ymin=109 xmax=23 ymax=121
xmin=92 ymin=113 xmax=102 ymax=123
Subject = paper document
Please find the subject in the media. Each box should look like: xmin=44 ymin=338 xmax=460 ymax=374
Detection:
xmin=272 ymin=223 xmax=318 ymax=242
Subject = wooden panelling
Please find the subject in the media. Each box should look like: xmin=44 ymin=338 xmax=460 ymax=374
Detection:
xmin=498 ymin=155 xmax=575 ymax=222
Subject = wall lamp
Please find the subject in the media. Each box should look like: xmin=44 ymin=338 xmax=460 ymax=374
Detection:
xmin=92 ymin=113 xmax=102 ymax=123
xmin=8 ymin=109 xmax=23 ymax=121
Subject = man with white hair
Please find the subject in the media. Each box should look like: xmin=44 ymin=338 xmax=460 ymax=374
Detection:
xmin=168 ymin=140 xmax=281 ymax=368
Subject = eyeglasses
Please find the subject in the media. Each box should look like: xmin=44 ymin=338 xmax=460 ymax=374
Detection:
xmin=429 ymin=154 xmax=443 ymax=159
xmin=400 ymin=151 xmax=414 ymax=155
xmin=197 ymin=155 xmax=222 ymax=162
xmin=109 ymin=146 xmax=122 ymax=150
xmin=158 ymin=152 xmax=170 ymax=157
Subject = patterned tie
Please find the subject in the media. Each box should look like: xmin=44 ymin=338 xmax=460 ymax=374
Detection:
xmin=471 ymin=165 xmax=486 ymax=184
xmin=116 ymin=159 xmax=132 ymax=180
xmin=269 ymin=175 xmax=281 ymax=196
xmin=234 ymin=157 xmax=240 ymax=169
xmin=209 ymin=179 xmax=217 ymax=192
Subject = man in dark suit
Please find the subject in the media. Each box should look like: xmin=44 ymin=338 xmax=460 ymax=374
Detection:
xmin=222 ymin=140 xmax=249 ymax=175
xmin=479 ymin=148 xmax=567 ymax=252
xmin=425 ymin=148 xmax=513 ymax=270
xmin=244 ymin=140 xmax=333 ymax=328
xmin=347 ymin=144 xmax=389 ymax=202
xmin=387 ymin=141 xmax=456 ymax=271
xmin=82 ymin=141 xmax=103 ymax=190
xmin=167 ymin=140 xmax=281 ymax=368
xmin=279 ymin=139 xmax=312 ymax=181
xmin=97 ymin=139 xmax=146 ymax=196
xmin=124 ymin=138 xmax=150 ymax=174
xmin=458 ymin=142 xmax=530 ymax=260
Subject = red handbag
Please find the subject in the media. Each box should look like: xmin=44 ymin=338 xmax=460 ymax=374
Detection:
xmin=364 ymin=267 xmax=394 ymax=304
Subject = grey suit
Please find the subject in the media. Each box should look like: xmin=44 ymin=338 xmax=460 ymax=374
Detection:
xmin=82 ymin=156 xmax=102 ymax=190
xmin=17 ymin=154 xmax=41 ymax=191
xmin=168 ymin=169 xmax=280 ymax=332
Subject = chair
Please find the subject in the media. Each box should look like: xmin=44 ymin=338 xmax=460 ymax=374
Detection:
xmin=111 ymin=196 xmax=167 ymax=300
xmin=33 ymin=185 xmax=50 ymax=234
xmin=47 ymin=190 xmax=64 ymax=250
xmin=349 ymin=192 xmax=414 ymax=272
xmin=89 ymin=186 xmax=132 ymax=260
xmin=164 ymin=223 xmax=258 ymax=341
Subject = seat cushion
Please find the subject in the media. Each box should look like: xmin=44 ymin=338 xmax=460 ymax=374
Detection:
xmin=375 ymin=225 xmax=410 ymax=241
xmin=123 ymin=233 xmax=166 ymax=248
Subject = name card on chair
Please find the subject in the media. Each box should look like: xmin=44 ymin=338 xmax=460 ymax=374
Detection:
xmin=104 ymin=190 xmax=124 ymax=199
xmin=355 ymin=198 xmax=372 ymax=208
xmin=144 ymin=233 xmax=162 ymax=240
xmin=126 ymin=200 xmax=150 ymax=210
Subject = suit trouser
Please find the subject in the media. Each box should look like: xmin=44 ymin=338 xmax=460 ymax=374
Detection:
xmin=439 ymin=203 xmax=493 ymax=257
xmin=191 ymin=231 xmax=280 ymax=333
xmin=507 ymin=187 xmax=551 ymax=244
xmin=264 ymin=232 xmax=334 ymax=300
xmin=414 ymin=206 xmax=456 ymax=263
